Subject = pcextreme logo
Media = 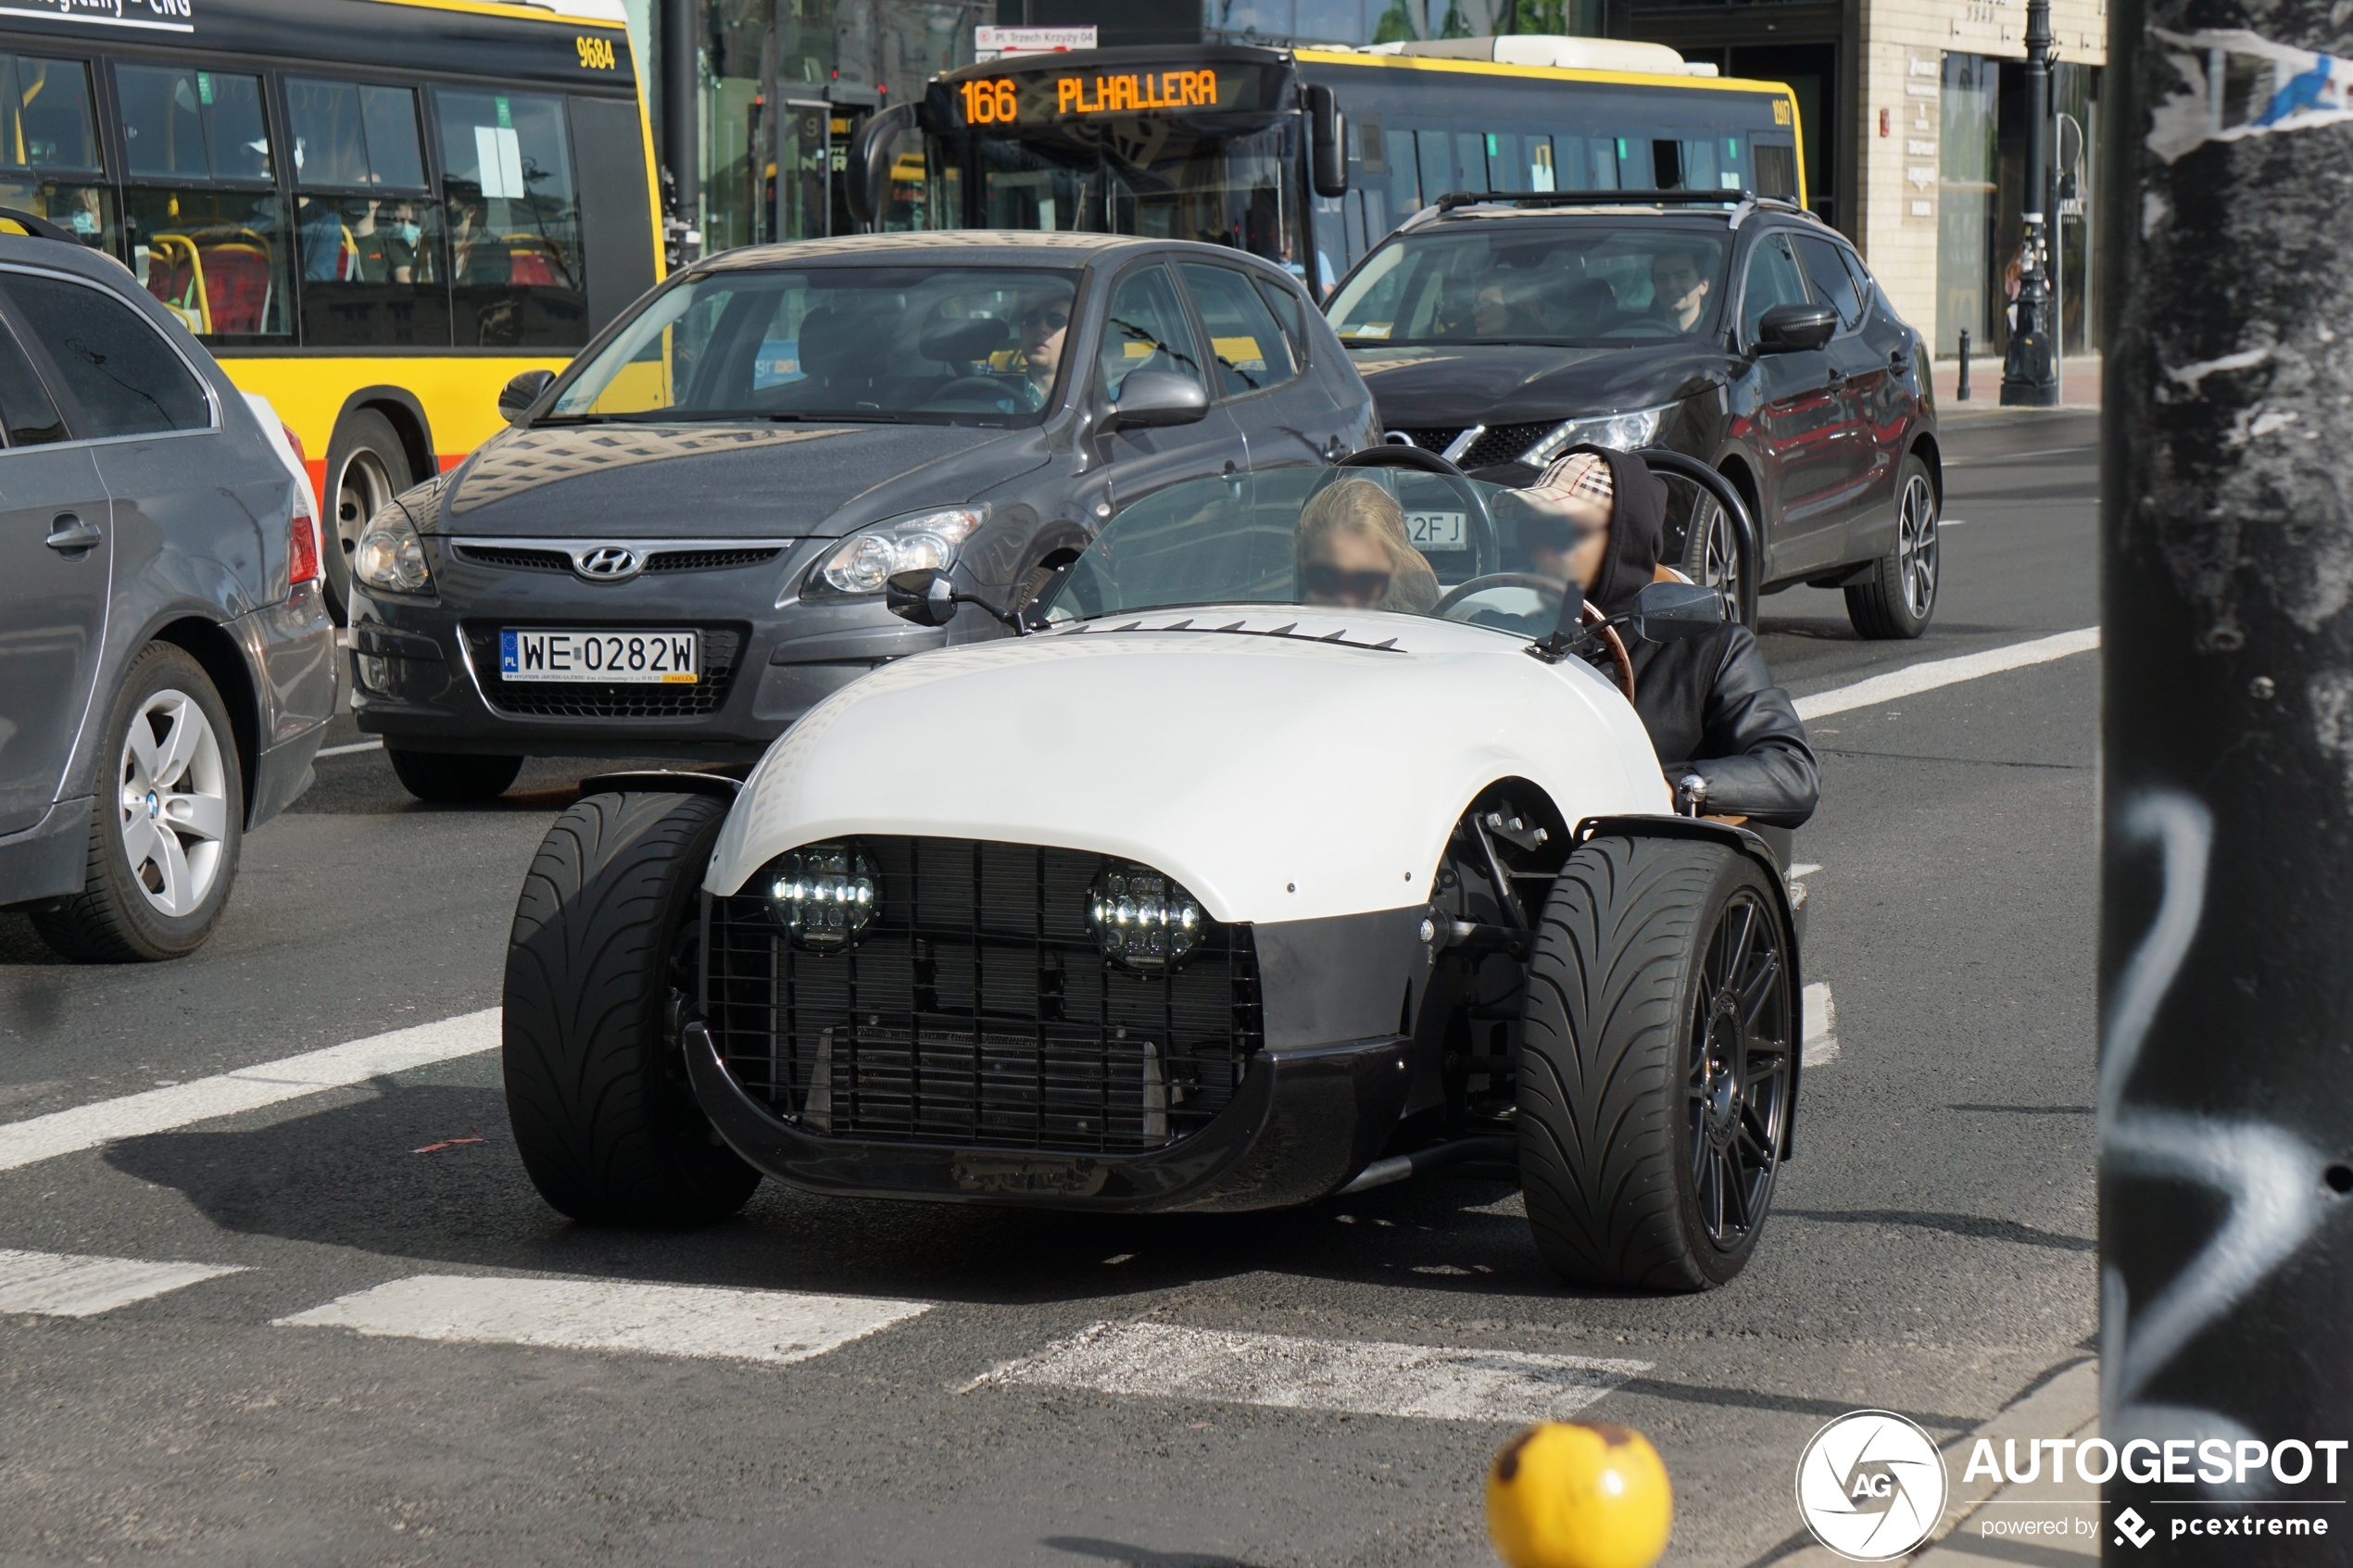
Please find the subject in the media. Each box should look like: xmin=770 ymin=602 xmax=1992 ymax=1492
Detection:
xmin=2114 ymin=1508 xmax=2157 ymax=1549
xmin=1794 ymin=1411 xmax=1951 ymax=1562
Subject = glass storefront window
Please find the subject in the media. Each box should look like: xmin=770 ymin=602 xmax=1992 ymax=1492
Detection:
xmin=1936 ymin=52 xmax=1998 ymax=358
xmin=434 ymin=88 xmax=586 ymax=346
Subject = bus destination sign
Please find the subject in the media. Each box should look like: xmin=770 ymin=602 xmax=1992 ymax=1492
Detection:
xmin=954 ymin=66 xmax=1247 ymax=127
xmin=0 ymin=0 xmax=194 ymax=31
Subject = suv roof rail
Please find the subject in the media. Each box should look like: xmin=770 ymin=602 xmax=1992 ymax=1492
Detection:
xmin=0 ymin=205 xmax=79 ymax=243
xmin=1432 ymin=189 xmax=1812 ymax=216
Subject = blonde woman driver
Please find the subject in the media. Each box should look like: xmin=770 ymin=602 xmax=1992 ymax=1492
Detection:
xmin=1296 ymin=478 xmax=1441 ymax=613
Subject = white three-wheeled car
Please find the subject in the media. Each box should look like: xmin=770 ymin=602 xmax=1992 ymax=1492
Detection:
xmin=500 ymin=450 xmax=1804 ymax=1291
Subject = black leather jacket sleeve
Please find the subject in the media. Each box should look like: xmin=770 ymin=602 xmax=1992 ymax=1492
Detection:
xmin=1655 ymin=625 xmax=1820 ymax=829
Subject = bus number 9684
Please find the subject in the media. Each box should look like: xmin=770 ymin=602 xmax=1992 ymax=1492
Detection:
xmin=576 ymin=35 xmax=617 ymax=69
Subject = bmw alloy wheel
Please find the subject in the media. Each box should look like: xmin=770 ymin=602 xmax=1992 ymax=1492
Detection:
xmin=1896 ymin=470 xmax=1939 ymax=621
xmin=117 ymin=688 xmax=232 ymax=918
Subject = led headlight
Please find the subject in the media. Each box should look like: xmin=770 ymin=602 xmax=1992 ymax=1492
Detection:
xmin=1517 ymin=403 xmax=1675 ymax=468
xmin=764 ymin=843 xmax=878 ymax=950
xmin=1087 ymin=862 xmax=1204 ymax=969
xmin=800 ymin=507 xmax=988 ymax=600
xmin=351 ymin=505 xmax=433 ymax=596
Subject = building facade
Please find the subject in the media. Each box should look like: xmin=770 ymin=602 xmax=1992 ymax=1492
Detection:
xmin=636 ymin=0 xmax=2103 ymax=362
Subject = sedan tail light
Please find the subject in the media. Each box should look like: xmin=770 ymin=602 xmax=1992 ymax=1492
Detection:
xmin=283 ymin=421 xmax=321 ymax=585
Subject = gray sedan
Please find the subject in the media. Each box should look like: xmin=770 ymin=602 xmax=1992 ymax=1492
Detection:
xmin=0 ymin=220 xmax=334 ymax=960
xmin=342 ymin=232 xmax=1378 ymax=800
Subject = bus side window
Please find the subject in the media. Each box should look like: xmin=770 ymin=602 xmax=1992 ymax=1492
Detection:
xmin=1414 ymin=129 xmax=1450 ymax=207
xmin=1385 ymin=128 xmax=1418 ymax=220
xmin=116 ymin=63 xmax=294 ymax=343
xmin=1755 ymin=142 xmax=1798 ymax=201
xmin=285 ymin=78 xmax=449 ymax=349
xmin=1650 ymin=139 xmax=1683 ymax=190
xmin=0 ymin=54 xmax=116 ymax=255
xmin=434 ymin=87 xmax=586 ymax=349
xmin=1453 ymin=132 xmax=1486 ymax=194
xmin=569 ymin=94 xmax=658 ymax=333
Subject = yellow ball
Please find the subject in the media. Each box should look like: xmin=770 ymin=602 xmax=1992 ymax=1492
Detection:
xmin=1485 ymin=1421 xmax=1674 ymax=1568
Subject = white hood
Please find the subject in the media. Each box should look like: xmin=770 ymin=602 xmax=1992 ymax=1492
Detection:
xmin=708 ymin=609 xmax=1672 ymax=923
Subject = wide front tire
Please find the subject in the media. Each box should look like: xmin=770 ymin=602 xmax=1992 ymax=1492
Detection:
xmin=503 ymin=790 xmax=760 ymax=1225
xmin=1516 ymin=836 xmax=1793 ymax=1291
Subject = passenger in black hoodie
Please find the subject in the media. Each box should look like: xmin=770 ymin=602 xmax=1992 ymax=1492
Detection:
xmin=1519 ymin=445 xmax=1820 ymax=830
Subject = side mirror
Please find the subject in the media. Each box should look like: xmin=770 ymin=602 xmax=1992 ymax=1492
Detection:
xmin=1307 ymin=84 xmax=1349 ymax=199
xmin=846 ymin=102 xmax=918 ymax=229
xmin=885 ymin=568 xmax=959 ymax=628
xmin=1755 ymin=302 xmax=1837 ymax=355
xmin=1630 ymin=580 xmax=1726 ymax=642
xmin=1102 ymin=370 xmax=1210 ymax=433
xmin=498 ymin=368 xmax=556 ymax=424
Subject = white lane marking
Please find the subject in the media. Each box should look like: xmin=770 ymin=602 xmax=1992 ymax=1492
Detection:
xmin=1940 ymin=518 xmax=1969 ymax=527
xmin=972 ymin=1321 xmax=1650 ymax=1424
xmin=1943 ymin=445 xmax=2095 ymax=465
xmin=276 ymin=1274 xmax=931 ymax=1364
xmin=1803 ymin=983 xmax=1838 ymax=1067
xmin=0 ymin=1248 xmax=245 ymax=1317
xmin=0 ymin=1009 xmax=500 ymax=1173
xmin=314 ymin=738 xmax=384 ymax=759
xmin=1789 ymin=861 xmax=1822 ymax=878
xmin=1793 ymin=628 xmax=2098 ymax=722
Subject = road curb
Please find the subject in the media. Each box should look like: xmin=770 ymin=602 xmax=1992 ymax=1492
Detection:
xmin=1765 ymin=1356 xmax=2101 ymax=1566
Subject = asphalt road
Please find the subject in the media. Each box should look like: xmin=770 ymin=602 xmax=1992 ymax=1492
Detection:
xmin=0 ymin=409 xmax=2101 ymax=1568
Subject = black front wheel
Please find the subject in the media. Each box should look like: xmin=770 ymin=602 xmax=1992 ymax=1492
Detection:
xmin=1516 ymin=835 xmax=1793 ymax=1290
xmin=503 ymin=790 xmax=761 ymax=1225
xmin=1844 ymin=453 xmax=1940 ymax=639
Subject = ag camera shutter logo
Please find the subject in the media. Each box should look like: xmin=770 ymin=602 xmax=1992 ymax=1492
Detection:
xmin=1794 ymin=1410 xmax=1949 ymax=1561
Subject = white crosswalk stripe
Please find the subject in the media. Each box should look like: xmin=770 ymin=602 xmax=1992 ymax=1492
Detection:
xmin=970 ymin=1321 xmax=1650 ymax=1424
xmin=0 ymin=1248 xmax=245 ymax=1317
xmin=275 ymin=1273 xmax=932 ymax=1364
xmin=0 ymin=1010 xmax=500 ymax=1173
xmin=1803 ymin=982 xmax=1839 ymax=1067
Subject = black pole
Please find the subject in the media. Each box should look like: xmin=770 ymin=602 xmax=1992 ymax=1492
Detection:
xmin=2102 ymin=0 xmax=2353 ymax=1554
xmin=662 ymin=0 xmax=701 ymax=263
xmin=1957 ymin=328 xmax=1971 ymax=402
xmin=2002 ymin=0 xmax=2059 ymax=405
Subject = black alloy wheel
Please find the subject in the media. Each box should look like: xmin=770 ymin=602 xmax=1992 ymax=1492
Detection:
xmin=1679 ymin=489 xmax=1743 ymax=619
xmin=1844 ymin=452 xmax=1940 ymax=638
xmin=1516 ymin=834 xmax=1793 ymax=1290
xmin=1685 ymin=885 xmax=1793 ymax=1252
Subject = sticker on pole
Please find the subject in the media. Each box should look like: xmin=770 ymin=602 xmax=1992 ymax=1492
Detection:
xmin=1793 ymin=1410 xmax=1948 ymax=1561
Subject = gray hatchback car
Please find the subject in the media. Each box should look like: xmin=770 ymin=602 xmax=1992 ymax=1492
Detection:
xmin=0 ymin=215 xmax=334 ymax=961
xmin=343 ymin=232 xmax=1377 ymax=799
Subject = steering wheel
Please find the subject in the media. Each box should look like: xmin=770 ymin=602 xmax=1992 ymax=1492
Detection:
xmin=1431 ymin=571 xmax=1562 ymax=616
xmin=1318 ymin=445 xmax=1500 ymax=573
xmin=923 ymin=375 xmax=1022 ymax=411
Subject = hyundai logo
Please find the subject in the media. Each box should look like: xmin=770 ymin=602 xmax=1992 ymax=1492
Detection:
xmin=574 ymin=546 xmax=644 ymax=582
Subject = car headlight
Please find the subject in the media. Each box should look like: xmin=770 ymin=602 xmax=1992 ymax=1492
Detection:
xmin=351 ymin=506 xmax=433 ymax=596
xmin=1518 ymin=404 xmax=1675 ymax=467
xmin=762 ymin=843 xmax=878 ymax=951
xmin=1087 ymin=861 xmax=1204 ymax=970
xmin=801 ymin=507 xmax=988 ymax=600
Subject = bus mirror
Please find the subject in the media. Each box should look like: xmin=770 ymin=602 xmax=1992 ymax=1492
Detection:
xmin=849 ymin=103 xmax=918 ymax=229
xmin=1307 ymin=85 xmax=1349 ymax=198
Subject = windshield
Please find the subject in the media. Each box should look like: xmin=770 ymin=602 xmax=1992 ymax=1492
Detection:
xmin=1042 ymin=466 xmax=1598 ymax=640
xmin=547 ymin=266 xmax=1081 ymax=425
xmin=1327 ymin=223 xmax=1729 ymax=347
xmin=921 ymin=122 xmax=1303 ymax=276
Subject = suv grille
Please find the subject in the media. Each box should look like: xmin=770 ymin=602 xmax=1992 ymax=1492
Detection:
xmin=464 ymin=624 xmax=744 ymax=717
xmin=1459 ymin=422 xmax=1556 ymax=470
xmin=705 ymin=837 xmax=1263 ymax=1155
xmin=1394 ymin=426 xmax=1466 ymax=456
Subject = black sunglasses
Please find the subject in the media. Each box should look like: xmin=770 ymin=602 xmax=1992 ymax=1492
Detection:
xmin=1026 ymin=310 xmax=1070 ymax=331
xmin=1302 ymin=562 xmax=1392 ymax=599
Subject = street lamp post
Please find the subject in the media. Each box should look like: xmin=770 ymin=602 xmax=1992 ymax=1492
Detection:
xmin=2001 ymin=0 xmax=2059 ymax=405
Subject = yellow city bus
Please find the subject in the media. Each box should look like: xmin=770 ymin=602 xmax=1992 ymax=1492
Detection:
xmin=0 ymin=0 xmax=661 ymax=618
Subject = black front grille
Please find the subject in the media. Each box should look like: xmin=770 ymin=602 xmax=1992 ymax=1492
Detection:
xmin=465 ymin=624 xmax=744 ymax=717
xmin=646 ymin=547 xmax=781 ymax=572
xmin=1395 ymin=426 xmax=1466 ymax=455
xmin=705 ymin=838 xmax=1263 ymax=1155
xmin=1459 ymin=422 xmax=1556 ymax=469
xmin=452 ymin=544 xmax=570 ymax=572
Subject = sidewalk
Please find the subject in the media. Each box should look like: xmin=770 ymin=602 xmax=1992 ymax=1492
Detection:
xmin=1931 ymin=351 xmax=2102 ymax=413
xmin=1775 ymin=1359 xmax=2103 ymax=1566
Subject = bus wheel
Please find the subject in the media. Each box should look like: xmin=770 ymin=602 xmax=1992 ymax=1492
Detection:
xmin=323 ymin=409 xmax=414 ymax=624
